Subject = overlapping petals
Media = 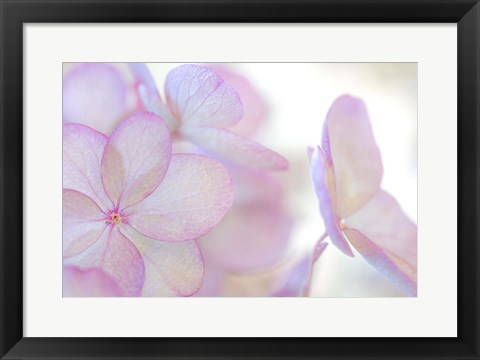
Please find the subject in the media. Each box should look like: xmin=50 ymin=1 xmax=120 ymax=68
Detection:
xmin=63 ymin=112 xmax=234 ymax=296
xmin=138 ymin=64 xmax=288 ymax=170
xmin=208 ymin=65 xmax=267 ymax=136
xmin=309 ymin=95 xmax=417 ymax=296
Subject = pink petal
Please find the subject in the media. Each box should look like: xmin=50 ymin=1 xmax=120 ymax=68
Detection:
xmin=64 ymin=227 xmax=145 ymax=296
xmin=63 ymin=266 xmax=122 ymax=297
xmin=63 ymin=63 xmax=129 ymax=134
xmin=63 ymin=189 xmax=107 ymax=258
xmin=182 ymin=127 xmax=288 ymax=170
xmin=63 ymin=124 xmax=113 ymax=211
xmin=208 ymin=65 xmax=267 ymax=136
xmin=101 ymin=112 xmax=172 ymax=210
xmin=343 ymin=228 xmax=417 ymax=296
xmin=121 ymin=225 xmax=204 ymax=296
xmin=345 ymin=190 xmax=417 ymax=266
xmin=322 ymin=95 xmax=383 ymax=217
xmin=127 ymin=154 xmax=234 ymax=242
xmin=310 ymin=146 xmax=353 ymax=256
xmin=165 ymin=64 xmax=243 ymax=128
xmin=199 ymin=170 xmax=291 ymax=272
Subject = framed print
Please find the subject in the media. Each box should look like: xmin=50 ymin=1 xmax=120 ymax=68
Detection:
xmin=1 ymin=0 xmax=479 ymax=359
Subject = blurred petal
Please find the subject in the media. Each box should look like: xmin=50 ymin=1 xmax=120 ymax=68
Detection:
xmin=165 ymin=64 xmax=243 ymax=128
xmin=63 ymin=63 xmax=128 ymax=134
xmin=64 ymin=227 xmax=145 ymax=296
xmin=182 ymin=127 xmax=288 ymax=170
xmin=208 ymin=65 xmax=267 ymax=136
xmin=128 ymin=63 xmax=158 ymax=94
xmin=101 ymin=112 xmax=172 ymax=209
xmin=200 ymin=171 xmax=291 ymax=272
xmin=345 ymin=190 xmax=417 ymax=266
xmin=322 ymin=95 xmax=383 ymax=217
xmin=63 ymin=189 xmax=106 ymax=258
xmin=63 ymin=124 xmax=113 ymax=210
xmin=344 ymin=228 xmax=417 ymax=296
xmin=127 ymin=154 xmax=233 ymax=241
xmin=122 ymin=225 xmax=204 ymax=296
xmin=138 ymin=84 xmax=178 ymax=130
xmin=310 ymin=146 xmax=353 ymax=256
xmin=63 ymin=266 xmax=122 ymax=297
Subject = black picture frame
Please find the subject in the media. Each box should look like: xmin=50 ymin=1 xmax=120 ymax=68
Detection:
xmin=1 ymin=1 xmax=479 ymax=359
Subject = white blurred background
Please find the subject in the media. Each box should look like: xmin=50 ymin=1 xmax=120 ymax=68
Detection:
xmin=147 ymin=63 xmax=417 ymax=297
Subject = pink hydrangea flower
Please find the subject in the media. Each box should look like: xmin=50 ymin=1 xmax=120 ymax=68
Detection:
xmin=63 ymin=63 xmax=155 ymax=134
xmin=309 ymin=95 xmax=417 ymax=296
xmin=63 ymin=112 xmax=234 ymax=296
xmin=138 ymin=64 xmax=288 ymax=170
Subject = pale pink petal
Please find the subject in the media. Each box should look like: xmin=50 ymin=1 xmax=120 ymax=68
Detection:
xmin=63 ymin=189 xmax=107 ymax=258
xmin=344 ymin=228 xmax=417 ymax=296
xmin=101 ymin=112 xmax=172 ymax=209
xmin=64 ymin=227 xmax=145 ymax=296
xmin=208 ymin=65 xmax=267 ymax=136
xmin=165 ymin=64 xmax=243 ymax=128
xmin=182 ymin=127 xmax=288 ymax=170
xmin=199 ymin=171 xmax=291 ymax=272
xmin=63 ymin=63 xmax=128 ymax=134
xmin=194 ymin=257 xmax=225 ymax=297
xmin=322 ymin=95 xmax=383 ymax=217
xmin=63 ymin=124 xmax=113 ymax=211
xmin=310 ymin=146 xmax=353 ymax=256
xmin=127 ymin=154 xmax=233 ymax=242
xmin=122 ymin=225 xmax=204 ymax=296
xmin=63 ymin=266 xmax=122 ymax=297
xmin=345 ymin=190 xmax=417 ymax=266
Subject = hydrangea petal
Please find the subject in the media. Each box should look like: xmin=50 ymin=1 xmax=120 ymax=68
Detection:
xmin=63 ymin=63 xmax=128 ymax=134
xmin=310 ymin=146 xmax=353 ymax=256
xmin=101 ymin=112 xmax=172 ymax=209
xmin=63 ymin=189 xmax=106 ymax=258
xmin=165 ymin=64 xmax=243 ymax=128
xmin=322 ymin=95 xmax=383 ymax=217
xmin=63 ymin=124 xmax=113 ymax=211
xmin=182 ymin=127 xmax=288 ymax=170
xmin=64 ymin=227 xmax=145 ymax=296
xmin=122 ymin=225 xmax=204 ymax=296
xmin=344 ymin=228 xmax=417 ymax=296
xmin=63 ymin=266 xmax=122 ymax=297
xmin=127 ymin=154 xmax=233 ymax=242
xmin=208 ymin=65 xmax=267 ymax=136
xmin=200 ymin=171 xmax=291 ymax=272
xmin=345 ymin=190 xmax=417 ymax=266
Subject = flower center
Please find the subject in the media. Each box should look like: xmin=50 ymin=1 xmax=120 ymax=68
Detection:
xmin=106 ymin=212 xmax=123 ymax=225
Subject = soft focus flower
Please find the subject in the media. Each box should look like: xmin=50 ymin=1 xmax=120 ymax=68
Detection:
xmin=309 ymin=95 xmax=417 ymax=296
xmin=138 ymin=64 xmax=288 ymax=170
xmin=63 ymin=63 xmax=155 ymax=134
xmin=63 ymin=266 xmax=122 ymax=297
xmin=196 ymin=168 xmax=293 ymax=296
xmin=219 ymin=241 xmax=327 ymax=297
xmin=63 ymin=112 xmax=234 ymax=296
